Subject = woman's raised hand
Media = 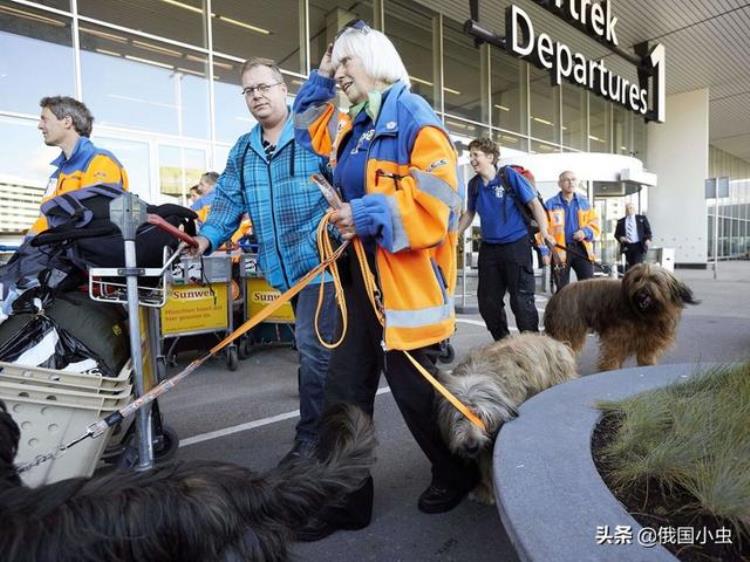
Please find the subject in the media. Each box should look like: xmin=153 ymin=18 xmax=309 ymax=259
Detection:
xmin=318 ymin=43 xmax=335 ymax=78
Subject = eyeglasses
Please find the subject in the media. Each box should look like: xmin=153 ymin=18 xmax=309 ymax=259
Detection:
xmin=241 ymin=82 xmax=283 ymax=97
xmin=334 ymin=18 xmax=371 ymax=42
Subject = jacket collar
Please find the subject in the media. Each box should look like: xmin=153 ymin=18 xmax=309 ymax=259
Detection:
xmin=51 ymin=136 xmax=90 ymax=167
xmin=372 ymin=81 xmax=408 ymax=136
xmin=557 ymin=191 xmax=579 ymax=205
xmin=249 ymin=107 xmax=295 ymax=158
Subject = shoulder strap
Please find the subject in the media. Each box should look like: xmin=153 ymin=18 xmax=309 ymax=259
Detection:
xmin=498 ymin=167 xmax=530 ymax=219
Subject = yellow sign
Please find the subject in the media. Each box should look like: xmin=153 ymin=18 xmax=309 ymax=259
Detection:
xmin=246 ymin=278 xmax=295 ymax=324
xmin=160 ymin=284 xmax=229 ymax=336
xmin=138 ymin=307 xmax=157 ymax=391
xmin=159 ymin=166 xmax=204 ymax=196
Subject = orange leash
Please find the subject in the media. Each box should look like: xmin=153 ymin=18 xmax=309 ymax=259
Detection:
xmin=349 ymin=237 xmax=486 ymax=433
xmin=27 ymin=212 xmax=482 ymax=471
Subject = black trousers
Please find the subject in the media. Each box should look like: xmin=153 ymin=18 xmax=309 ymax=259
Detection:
xmin=623 ymin=242 xmax=646 ymax=270
xmin=477 ymin=237 xmax=539 ymax=341
xmin=318 ymin=251 xmax=479 ymax=526
xmin=557 ymin=241 xmax=594 ymax=289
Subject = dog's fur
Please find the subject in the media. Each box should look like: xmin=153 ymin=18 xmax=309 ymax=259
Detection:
xmin=0 ymin=401 xmax=375 ymax=562
xmin=544 ymin=263 xmax=698 ymax=371
xmin=437 ymin=333 xmax=578 ymax=504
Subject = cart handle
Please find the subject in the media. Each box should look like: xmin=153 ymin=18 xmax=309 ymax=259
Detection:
xmin=147 ymin=214 xmax=199 ymax=248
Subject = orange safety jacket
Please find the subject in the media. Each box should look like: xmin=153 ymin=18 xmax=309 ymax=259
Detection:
xmin=31 ymin=137 xmax=129 ymax=235
xmin=293 ymin=74 xmax=462 ymax=351
xmin=545 ymin=192 xmax=600 ymax=263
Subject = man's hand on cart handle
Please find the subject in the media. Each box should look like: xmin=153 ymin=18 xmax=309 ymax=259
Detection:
xmin=187 ymin=235 xmax=211 ymax=257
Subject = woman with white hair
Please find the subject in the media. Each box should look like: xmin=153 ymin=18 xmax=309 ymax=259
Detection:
xmin=293 ymin=21 xmax=478 ymax=541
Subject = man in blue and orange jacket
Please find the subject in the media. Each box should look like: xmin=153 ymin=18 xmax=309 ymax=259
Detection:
xmin=545 ymin=170 xmax=601 ymax=288
xmin=32 ymin=96 xmax=128 ymax=237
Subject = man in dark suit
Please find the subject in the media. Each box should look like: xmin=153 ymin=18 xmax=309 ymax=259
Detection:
xmin=615 ymin=203 xmax=652 ymax=270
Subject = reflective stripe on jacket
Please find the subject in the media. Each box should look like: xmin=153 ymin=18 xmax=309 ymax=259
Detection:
xmin=294 ymin=73 xmax=461 ymax=351
xmin=32 ymin=137 xmax=129 ymax=235
xmin=545 ymin=192 xmax=600 ymax=263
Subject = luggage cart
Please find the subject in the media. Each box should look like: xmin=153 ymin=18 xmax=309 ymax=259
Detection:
xmin=236 ymin=252 xmax=296 ymax=357
xmin=88 ymin=193 xmax=188 ymax=470
xmin=154 ymin=252 xmax=238 ymax=374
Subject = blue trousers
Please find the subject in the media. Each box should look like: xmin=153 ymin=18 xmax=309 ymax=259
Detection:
xmin=292 ymin=281 xmax=337 ymax=444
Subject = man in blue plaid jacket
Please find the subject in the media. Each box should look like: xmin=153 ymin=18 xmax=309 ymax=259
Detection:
xmin=193 ymin=58 xmax=337 ymax=466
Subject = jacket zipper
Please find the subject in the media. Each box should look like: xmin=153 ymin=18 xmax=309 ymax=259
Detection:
xmin=364 ymin=128 xmax=396 ymax=352
xmin=266 ymin=154 xmax=291 ymax=290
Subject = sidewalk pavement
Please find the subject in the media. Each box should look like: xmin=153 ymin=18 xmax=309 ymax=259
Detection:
xmin=673 ymin=261 xmax=750 ymax=319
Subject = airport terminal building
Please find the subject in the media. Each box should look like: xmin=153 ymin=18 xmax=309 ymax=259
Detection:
xmin=1 ymin=0 xmax=749 ymax=265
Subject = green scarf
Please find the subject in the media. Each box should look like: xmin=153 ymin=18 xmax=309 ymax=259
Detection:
xmin=348 ymin=85 xmax=392 ymax=122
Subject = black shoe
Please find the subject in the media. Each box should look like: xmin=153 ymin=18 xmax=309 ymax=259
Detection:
xmin=294 ymin=513 xmax=371 ymax=542
xmin=294 ymin=476 xmax=374 ymax=542
xmin=417 ymin=482 xmax=472 ymax=514
xmin=277 ymin=440 xmax=315 ymax=467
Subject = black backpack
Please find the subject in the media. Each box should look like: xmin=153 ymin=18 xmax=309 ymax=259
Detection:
xmin=0 ymin=186 xmax=197 ymax=300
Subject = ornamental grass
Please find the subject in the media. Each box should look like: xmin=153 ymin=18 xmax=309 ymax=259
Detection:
xmin=597 ymin=362 xmax=750 ymax=538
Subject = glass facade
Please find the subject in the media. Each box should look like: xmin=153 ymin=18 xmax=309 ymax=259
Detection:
xmin=0 ymin=0 xmax=676 ymax=240
xmin=708 ymin=146 xmax=750 ymax=260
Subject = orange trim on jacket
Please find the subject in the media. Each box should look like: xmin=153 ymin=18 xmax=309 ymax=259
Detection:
xmin=31 ymin=138 xmax=129 ymax=235
xmin=294 ymin=75 xmax=461 ymax=350
xmin=546 ymin=205 xmax=600 ymax=263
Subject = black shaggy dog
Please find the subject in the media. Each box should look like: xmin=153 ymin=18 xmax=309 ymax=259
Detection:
xmin=0 ymin=401 xmax=376 ymax=561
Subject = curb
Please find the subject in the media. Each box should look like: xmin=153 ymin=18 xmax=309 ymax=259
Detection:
xmin=493 ymin=363 xmax=709 ymax=561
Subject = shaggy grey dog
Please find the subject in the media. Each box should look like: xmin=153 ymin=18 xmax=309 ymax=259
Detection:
xmin=437 ymin=333 xmax=578 ymax=504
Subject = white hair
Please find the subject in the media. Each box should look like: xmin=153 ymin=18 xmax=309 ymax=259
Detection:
xmin=331 ymin=27 xmax=411 ymax=88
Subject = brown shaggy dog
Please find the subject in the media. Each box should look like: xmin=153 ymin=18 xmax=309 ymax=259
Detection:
xmin=436 ymin=333 xmax=578 ymax=504
xmin=544 ymin=263 xmax=698 ymax=371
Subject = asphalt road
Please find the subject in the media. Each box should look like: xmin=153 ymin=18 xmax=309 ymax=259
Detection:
xmin=159 ymin=262 xmax=750 ymax=562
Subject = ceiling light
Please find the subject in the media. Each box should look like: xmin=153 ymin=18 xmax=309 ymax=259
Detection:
xmin=124 ymin=55 xmax=174 ymax=70
xmin=95 ymin=48 xmax=122 ymax=57
xmin=216 ymin=15 xmax=270 ymax=35
xmin=176 ymin=67 xmax=205 ymax=77
xmin=589 ymin=135 xmax=605 ymax=143
xmin=0 ymin=5 xmax=65 ymax=27
xmin=160 ymin=0 xmax=203 ymax=14
xmin=133 ymin=40 xmax=182 ymax=58
xmin=159 ymin=0 xmax=272 ymax=35
xmin=214 ymin=60 xmax=234 ymax=70
xmin=501 ymin=136 xmax=518 ymax=143
xmin=533 ymin=116 xmax=553 ymax=126
xmin=410 ymin=76 xmax=432 ymax=86
xmin=80 ymin=26 xmax=128 ymax=44
xmin=408 ymin=75 xmax=460 ymax=95
xmin=494 ymin=104 xmax=510 ymax=112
